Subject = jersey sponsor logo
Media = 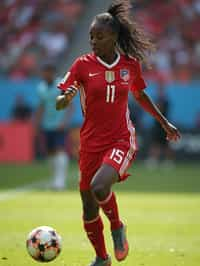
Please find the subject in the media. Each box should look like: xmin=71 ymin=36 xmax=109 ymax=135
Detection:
xmin=105 ymin=71 xmax=115 ymax=83
xmin=120 ymin=69 xmax=130 ymax=82
xmin=89 ymin=72 xmax=101 ymax=77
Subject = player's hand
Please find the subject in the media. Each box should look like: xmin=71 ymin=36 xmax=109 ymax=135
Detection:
xmin=56 ymin=95 xmax=68 ymax=110
xmin=161 ymin=120 xmax=181 ymax=142
xmin=56 ymin=81 xmax=79 ymax=110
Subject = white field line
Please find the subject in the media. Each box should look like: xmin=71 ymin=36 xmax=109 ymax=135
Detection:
xmin=0 ymin=179 xmax=50 ymax=201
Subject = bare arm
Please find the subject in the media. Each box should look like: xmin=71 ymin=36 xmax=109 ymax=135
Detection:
xmin=132 ymin=89 xmax=181 ymax=141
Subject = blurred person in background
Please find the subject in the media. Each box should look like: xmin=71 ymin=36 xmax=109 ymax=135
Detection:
xmin=34 ymin=63 xmax=70 ymax=190
xmin=128 ymin=95 xmax=144 ymax=134
xmin=0 ymin=0 xmax=84 ymax=79
xmin=145 ymin=81 xmax=175 ymax=168
xmin=56 ymin=1 xmax=181 ymax=265
xmin=0 ymin=0 xmax=199 ymax=82
xmin=11 ymin=94 xmax=32 ymax=122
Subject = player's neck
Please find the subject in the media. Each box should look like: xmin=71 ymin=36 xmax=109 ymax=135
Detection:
xmin=99 ymin=51 xmax=118 ymax=65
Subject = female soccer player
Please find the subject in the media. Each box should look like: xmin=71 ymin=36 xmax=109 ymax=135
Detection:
xmin=56 ymin=1 xmax=181 ymax=265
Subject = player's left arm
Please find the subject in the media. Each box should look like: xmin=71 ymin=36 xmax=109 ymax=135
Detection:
xmin=132 ymin=89 xmax=181 ymax=142
xmin=130 ymin=59 xmax=180 ymax=142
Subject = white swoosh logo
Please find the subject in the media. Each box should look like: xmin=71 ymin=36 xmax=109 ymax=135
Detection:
xmin=89 ymin=72 xmax=100 ymax=77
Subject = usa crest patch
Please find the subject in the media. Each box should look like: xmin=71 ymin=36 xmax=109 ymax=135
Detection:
xmin=120 ymin=69 xmax=130 ymax=82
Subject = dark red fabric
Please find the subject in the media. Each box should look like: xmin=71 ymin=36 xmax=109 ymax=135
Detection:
xmin=100 ymin=192 xmax=122 ymax=231
xmin=83 ymin=216 xmax=108 ymax=259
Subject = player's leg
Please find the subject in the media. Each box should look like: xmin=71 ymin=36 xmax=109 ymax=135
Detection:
xmin=80 ymin=190 xmax=111 ymax=266
xmin=79 ymin=151 xmax=111 ymax=266
xmin=91 ymin=164 xmax=123 ymax=230
xmin=90 ymin=141 xmax=138 ymax=262
xmin=90 ymin=164 xmax=128 ymax=262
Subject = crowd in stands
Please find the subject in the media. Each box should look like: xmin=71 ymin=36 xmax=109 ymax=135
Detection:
xmin=0 ymin=0 xmax=199 ymax=82
xmin=134 ymin=0 xmax=200 ymax=82
xmin=0 ymin=0 xmax=85 ymax=80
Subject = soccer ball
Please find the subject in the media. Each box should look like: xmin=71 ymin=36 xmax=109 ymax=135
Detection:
xmin=26 ymin=226 xmax=62 ymax=262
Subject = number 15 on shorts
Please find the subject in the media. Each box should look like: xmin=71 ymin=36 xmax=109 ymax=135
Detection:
xmin=110 ymin=148 xmax=125 ymax=164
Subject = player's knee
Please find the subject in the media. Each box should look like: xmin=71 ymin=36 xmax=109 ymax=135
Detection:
xmin=90 ymin=181 xmax=108 ymax=201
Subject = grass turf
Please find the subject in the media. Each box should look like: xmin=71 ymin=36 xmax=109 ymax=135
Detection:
xmin=0 ymin=160 xmax=200 ymax=193
xmin=0 ymin=161 xmax=200 ymax=265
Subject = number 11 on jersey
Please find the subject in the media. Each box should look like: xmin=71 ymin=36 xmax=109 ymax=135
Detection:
xmin=106 ymin=85 xmax=115 ymax=103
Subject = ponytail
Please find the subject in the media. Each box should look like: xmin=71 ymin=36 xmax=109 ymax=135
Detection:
xmin=107 ymin=0 xmax=154 ymax=65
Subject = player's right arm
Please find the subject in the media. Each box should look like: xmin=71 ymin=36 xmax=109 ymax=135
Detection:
xmin=56 ymin=82 xmax=79 ymax=110
xmin=56 ymin=58 xmax=82 ymax=110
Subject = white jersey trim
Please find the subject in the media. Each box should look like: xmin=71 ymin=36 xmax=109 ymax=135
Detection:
xmin=96 ymin=51 xmax=120 ymax=69
xmin=79 ymin=85 xmax=86 ymax=115
xmin=119 ymin=107 xmax=137 ymax=176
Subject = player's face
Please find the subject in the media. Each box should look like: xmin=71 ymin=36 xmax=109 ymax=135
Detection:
xmin=89 ymin=21 xmax=117 ymax=58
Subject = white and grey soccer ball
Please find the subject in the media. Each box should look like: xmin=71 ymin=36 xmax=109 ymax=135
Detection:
xmin=26 ymin=226 xmax=62 ymax=262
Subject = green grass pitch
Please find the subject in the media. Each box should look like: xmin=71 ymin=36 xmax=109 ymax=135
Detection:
xmin=0 ymin=161 xmax=200 ymax=266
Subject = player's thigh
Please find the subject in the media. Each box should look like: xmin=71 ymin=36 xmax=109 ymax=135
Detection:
xmin=91 ymin=163 xmax=118 ymax=191
xmin=103 ymin=142 xmax=137 ymax=182
xmin=79 ymin=150 xmax=103 ymax=191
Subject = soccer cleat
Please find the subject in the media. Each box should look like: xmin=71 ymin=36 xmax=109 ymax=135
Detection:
xmin=111 ymin=224 xmax=129 ymax=261
xmin=89 ymin=255 xmax=111 ymax=266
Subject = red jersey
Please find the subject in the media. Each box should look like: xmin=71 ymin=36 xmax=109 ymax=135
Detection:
xmin=58 ymin=52 xmax=146 ymax=152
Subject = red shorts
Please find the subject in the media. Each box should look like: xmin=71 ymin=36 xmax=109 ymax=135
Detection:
xmin=79 ymin=141 xmax=137 ymax=191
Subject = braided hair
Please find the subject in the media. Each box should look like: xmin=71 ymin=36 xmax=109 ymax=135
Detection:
xmin=94 ymin=0 xmax=154 ymax=66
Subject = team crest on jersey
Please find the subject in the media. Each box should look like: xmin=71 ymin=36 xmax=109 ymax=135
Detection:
xmin=120 ymin=69 xmax=130 ymax=82
xmin=105 ymin=71 xmax=115 ymax=83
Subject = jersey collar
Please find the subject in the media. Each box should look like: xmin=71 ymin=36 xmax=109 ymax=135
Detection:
xmin=96 ymin=51 xmax=120 ymax=69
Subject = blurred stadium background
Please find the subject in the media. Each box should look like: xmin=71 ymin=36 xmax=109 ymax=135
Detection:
xmin=0 ymin=1 xmax=200 ymax=265
xmin=0 ymin=0 xmax=200 ymax=165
